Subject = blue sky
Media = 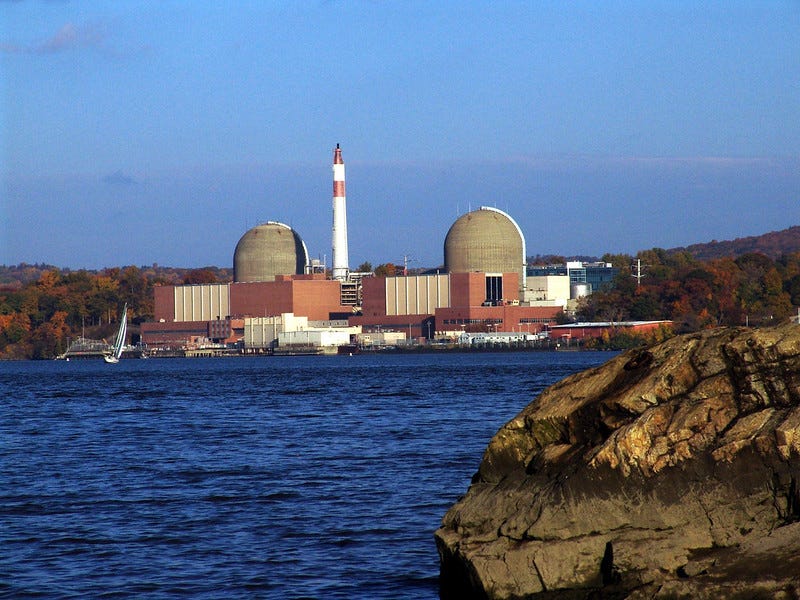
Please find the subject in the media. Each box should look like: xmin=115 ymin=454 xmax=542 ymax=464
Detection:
xmin=2 ymin=1 xmax=799 ymax=270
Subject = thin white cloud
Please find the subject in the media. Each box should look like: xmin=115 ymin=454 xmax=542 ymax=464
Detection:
xmin=350 ymin=154 xmax=793 ymax=171
xmin=38 ymin=22 xmax=107 ymax=54
xmin=1 ymin=21 xmax=107 ymax=55
xmin=499 ymin=154 xmax=796 ymax=171
xmin=605 ymin=156 xmax=778 ymax=168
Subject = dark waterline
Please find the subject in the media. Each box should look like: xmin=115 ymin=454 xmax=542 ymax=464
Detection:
xmin=0 ymin=352 xmax=615 ymax=599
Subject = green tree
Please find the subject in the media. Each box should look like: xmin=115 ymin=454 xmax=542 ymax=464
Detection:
xmin=600 ymin=253 xmax=633 ymax=269
xmin=785 ymin=274 xmax=800 ymax=306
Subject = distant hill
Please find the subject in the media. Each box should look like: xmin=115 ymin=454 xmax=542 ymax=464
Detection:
xmin=668 ymin=226 xmax=800 ymax=261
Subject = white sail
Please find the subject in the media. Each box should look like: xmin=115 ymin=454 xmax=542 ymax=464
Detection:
xmin=104 ymin=303 xmax=127 ymax=364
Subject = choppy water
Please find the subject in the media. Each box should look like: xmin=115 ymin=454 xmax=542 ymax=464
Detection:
xmin=0 ymin=351 xmax=614 ymax=599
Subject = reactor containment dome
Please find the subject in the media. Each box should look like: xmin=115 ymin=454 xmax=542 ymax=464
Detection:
xmin=233 ymin=221 xmax=310 ymax=283
xmin=444 ymin=206 xmax=526 ymax=287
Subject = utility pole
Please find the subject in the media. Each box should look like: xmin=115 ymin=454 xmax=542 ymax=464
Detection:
xmin=403 ymin=254 xmax=413 ymax=276
xmin=631 ymin=258 xmax=646 ymax=287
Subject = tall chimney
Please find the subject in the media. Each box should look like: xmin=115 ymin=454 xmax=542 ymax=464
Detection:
xmin=331 ymin=143 xmax=349 ymax=280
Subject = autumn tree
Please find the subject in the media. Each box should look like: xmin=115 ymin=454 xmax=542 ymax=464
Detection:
xmin=374 ymin=263 xmax=397 ymax=277
xmin=30 ymin=310 xmax=70 ymax=359
xmin=183 ymin=268 xmax=218 ymax=285
xmin=0 ymin=312 xmax=31 ymax=357
xmin=735 ymin=253 xmax=793 ymax=325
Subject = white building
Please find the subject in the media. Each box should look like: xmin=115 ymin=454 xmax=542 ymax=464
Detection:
xmin=243 ymin=313 xmax=360 ymax=350
xmin=279 ymin=329 xmax=355 ymax=351
xmin=524 ymin=275 xmax=570 ymax=308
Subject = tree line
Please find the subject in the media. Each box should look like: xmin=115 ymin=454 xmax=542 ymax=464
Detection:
xmin=575 ymin=249 xmax=800 ymax=333
xmin=0 ymin=264 xmax=231 ymax=359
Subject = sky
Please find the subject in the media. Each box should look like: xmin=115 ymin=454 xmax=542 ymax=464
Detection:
xmin=1 ymin=1 xmax=799 ymax=270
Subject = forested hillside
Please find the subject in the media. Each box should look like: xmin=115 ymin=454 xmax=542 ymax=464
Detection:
xmin=668 ymin=226 xmax=800 ymax=261
xmin=579 ymin=249 xmax=800 ymax=333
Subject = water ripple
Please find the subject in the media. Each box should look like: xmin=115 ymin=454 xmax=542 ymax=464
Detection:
xmin=0 ymin=351 xmax=613 ymax=598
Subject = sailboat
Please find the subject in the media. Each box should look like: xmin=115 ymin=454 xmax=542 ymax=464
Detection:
xmin=104 ymin=303 xmax=128 ymax=364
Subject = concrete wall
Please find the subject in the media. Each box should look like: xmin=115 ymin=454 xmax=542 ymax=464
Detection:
xmin=173 ymin=284 xmax=231 ymax=322
xmin=357 ymin=331 xmax=407 ymax=346
xmin=525 ymin=275 xmax=570 ymax=303
xmin=384 ymin=274 xmax=450 ymax=315
xmin=244 ymin=316 xmax=281 ymax=349
xmin=243 ymin=314 xmax=310 ymax=348
xmin=152 ymin=284 xmax=231 ymax=323
xmin=279 ymin=329 xmax=353 ymax=348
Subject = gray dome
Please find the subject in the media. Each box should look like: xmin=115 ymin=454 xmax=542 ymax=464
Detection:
xmin=444 ymin=207 xmax=525 ymax=275
xmin=233 ymin=222 xmax=309 ymax=283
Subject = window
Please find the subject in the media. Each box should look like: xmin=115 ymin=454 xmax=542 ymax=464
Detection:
xmin=485 ymin=275 xmax=503 ymax=303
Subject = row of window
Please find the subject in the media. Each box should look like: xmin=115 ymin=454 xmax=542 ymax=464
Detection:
xmin=527 ymin=266 xmax=618 ymax=286
xmin=442 ymin=318 xmax=504 ymax=325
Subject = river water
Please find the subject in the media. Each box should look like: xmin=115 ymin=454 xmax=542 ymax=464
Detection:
xmin=1 ymin=351 xmax=614 ymax=599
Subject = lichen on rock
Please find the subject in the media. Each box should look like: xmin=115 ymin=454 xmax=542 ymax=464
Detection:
xmin=436 ymin=322 xmax=800 ymax=599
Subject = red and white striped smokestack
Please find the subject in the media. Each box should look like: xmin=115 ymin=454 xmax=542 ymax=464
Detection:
xmin=331 ymin=143 xmax=349 ymax=280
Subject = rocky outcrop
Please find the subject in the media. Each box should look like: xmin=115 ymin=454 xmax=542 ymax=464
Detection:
xmin=436 ymin=323 xmax=800 ymax=599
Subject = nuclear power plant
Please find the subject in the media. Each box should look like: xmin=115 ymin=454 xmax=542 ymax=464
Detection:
xmin=233 ymin=221 xmax=309 ymax=283
xmin=141 ymin=145 xmax=618 ymax=353
xmin=444 ymin=206 xmax=527 ymax=296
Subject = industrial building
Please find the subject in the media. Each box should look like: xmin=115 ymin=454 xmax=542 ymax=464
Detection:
xmin=528 ymin=261 xmax=619 ymax=296
xmin=241 ymin=313 xmax=361 ymax=355
xmin=525 ymin=275 xmax=571 ymax=307
xmin=141 ymin=145 xmax=600 ymax=353
xmin=347 ymin=269 xmax=562 ymax=339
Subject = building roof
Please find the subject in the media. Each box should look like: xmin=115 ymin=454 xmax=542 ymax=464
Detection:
xmin=549 ymin=321 xmax=673 ymax=329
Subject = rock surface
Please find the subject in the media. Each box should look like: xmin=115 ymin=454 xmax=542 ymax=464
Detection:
xmin=436 ymin=323 xmax=800 ymax=599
